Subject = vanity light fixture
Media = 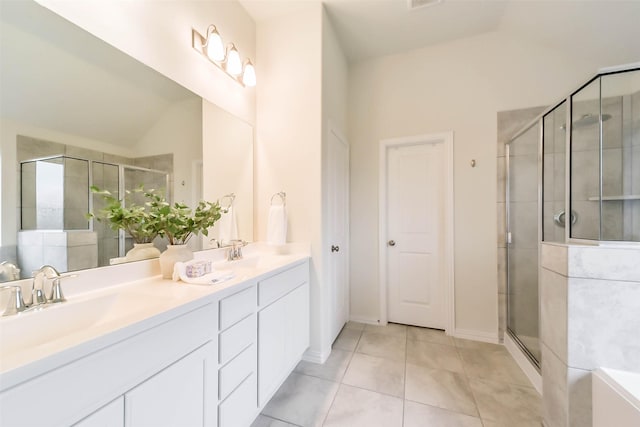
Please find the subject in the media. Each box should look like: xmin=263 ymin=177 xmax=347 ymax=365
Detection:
xmin=225 ymin=44 xmax=242 ymax=76
xmin=192 ymin=25 xmax=255 ymax=88
xmin=242 ymin=60 xmax=256 ymax=87
xmin=204 ymin=25 xmax=225 ymax=62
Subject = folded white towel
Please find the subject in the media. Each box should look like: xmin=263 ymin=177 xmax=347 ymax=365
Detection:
xmin=267 ymin=205 xmax=287 ymax=246
xmin=217 ymin=206 xmax=238 ymax=245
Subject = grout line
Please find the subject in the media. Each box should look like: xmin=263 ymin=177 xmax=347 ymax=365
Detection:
xmin=261 ymin=414 xmax=304 ymax=427
xmin=453 ymin=339 xmax=483 ymax=420
xmin=319 ymin=328 xmax=362 ymax=426
xmin=402 ymin=324 xmax=408 ymax=426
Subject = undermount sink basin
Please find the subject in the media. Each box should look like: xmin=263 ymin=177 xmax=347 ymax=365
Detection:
xmin=215 ymin=254 xmax=295 ymax=271
xmin=0 ymin=289 xmax=173 ymax=358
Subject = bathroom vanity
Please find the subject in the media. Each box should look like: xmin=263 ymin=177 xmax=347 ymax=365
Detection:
xmin=0 ymin=247 xmax=310 ymax=427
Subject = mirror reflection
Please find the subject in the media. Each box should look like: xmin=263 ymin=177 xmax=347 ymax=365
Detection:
xmin=0 ymin=1 xmax=253 ymax=282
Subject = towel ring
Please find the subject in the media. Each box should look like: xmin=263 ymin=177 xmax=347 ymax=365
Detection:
xmin=221 ymin=193 xmax=235 ymax=209
xmin=270 ymin=191 xmax=286 ymax=206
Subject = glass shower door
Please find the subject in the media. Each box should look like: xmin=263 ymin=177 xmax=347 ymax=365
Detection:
xmin=506 ymin=122 xmax=541 ymax=366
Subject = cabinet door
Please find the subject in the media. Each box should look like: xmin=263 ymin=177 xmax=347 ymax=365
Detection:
xmin=286 ymin=282 xmax=310 ymax=368
xmin=125 ymin=343 xmax=215 ymax=427
xmin=258 ymin=299 xmax=287 ymax=406
xmin=258 ymin=282 xmax=310 ymax=407
xmin=74 ymin=397 xmax=124 ymax=427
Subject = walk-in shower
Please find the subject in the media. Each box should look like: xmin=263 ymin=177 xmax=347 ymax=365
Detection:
xmin=19 ymin=155 xmax=170 ymax=276
xmin=505 ymin=65 xmax=640 ymax=368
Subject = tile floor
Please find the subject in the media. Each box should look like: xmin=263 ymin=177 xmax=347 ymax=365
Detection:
xmin=252 ymin=322 xmax=542 ymax=427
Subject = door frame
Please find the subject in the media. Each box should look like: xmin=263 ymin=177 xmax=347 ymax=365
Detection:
xmin=378 ymin=132 xmax=455 ymax=334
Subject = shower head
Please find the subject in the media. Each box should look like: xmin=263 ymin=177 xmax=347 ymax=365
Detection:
xmin=560 ymin=113 xmax=612 ymax=130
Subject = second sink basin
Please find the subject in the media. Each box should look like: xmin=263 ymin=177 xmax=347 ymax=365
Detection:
xmin=0 ymin=288 xmax=174 ymax=359
xmin=215 ymin=254 xmax=295 ymax=271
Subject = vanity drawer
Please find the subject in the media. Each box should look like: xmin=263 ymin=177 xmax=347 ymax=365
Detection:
xmin=219 ymin=285 xmax=256 ymax=331
xmin=218 ymin=373 xmax=257 ymax=427
xmin=219 ymin=343 xmax=256 ymax=401
xmin=258 ymin=263 xmax=308 ymax=307
xmin=219 ymin=313 xmax=256 ymax=365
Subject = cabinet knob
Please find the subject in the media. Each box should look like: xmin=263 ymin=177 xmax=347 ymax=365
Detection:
xmin=331 ymin=245 xmax=340 ymax=253
xmin=388 ymin=240 xmax=396 ymax=247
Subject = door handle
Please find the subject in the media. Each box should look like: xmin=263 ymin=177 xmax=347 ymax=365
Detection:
xmin=331 ymin=245 xmax=340 ymax=253
xmin=388 ymin=240 xmax=396 ymax=247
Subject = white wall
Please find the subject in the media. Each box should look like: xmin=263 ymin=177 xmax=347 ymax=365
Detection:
xmin=134 ymin=97 xmax=202 ymax=207
xmin=348 ymin=30 xmax=601 ymax=337
xmin=255 ymin=4 xmax=325 ymax=359
xmin=35 ymin=0 xmax=256 ymax=125
xmin=202 ymin=99 xmax=254 ymax=244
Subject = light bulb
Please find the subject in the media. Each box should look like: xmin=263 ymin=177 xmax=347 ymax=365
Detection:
xmin=225 ymin=45 xmax=242 ymax=76
xmin=205 ymin=27 xmax=225 ymax=62
xmin=242 ymin=61 xmax=256 ymax=87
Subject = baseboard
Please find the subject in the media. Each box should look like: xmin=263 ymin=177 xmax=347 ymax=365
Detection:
xmin=348 ymin=316 xmax=380 ymax=325
xmin=453 ymin=328 xmax=500 ymax=344
xmin=504 ymin=332 xmax=542 ymax=394
xmin=302 ymin=347 xmax=330 ymax=364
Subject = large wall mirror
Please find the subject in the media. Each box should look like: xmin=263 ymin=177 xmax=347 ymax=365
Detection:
xmin=0 ymin=1 xmax=253 ymax=283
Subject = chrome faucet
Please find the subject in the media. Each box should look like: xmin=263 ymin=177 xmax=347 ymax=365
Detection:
xmin=32 ymin=265 xmax=70 ymax=306
xmin=226 ymin=240 xmax=247 ymax=261
xmin=0 ymin=266 xmax=75 ymax=316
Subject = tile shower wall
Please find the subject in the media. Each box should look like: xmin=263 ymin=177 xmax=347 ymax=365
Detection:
xmin=540 ymin=243 xmax=640 ymax=427
xmin=17 ymin=230 xmax=97 ymax=276
xmin=571 ymin=90 xmax=640 ymax=242
xmin=497 ymin=106 xmax=545 ymax=341
xmin=16 ymin=135 xmax=173 ymax=269
xmin=507 ymin=124 xmax=540 ymax=353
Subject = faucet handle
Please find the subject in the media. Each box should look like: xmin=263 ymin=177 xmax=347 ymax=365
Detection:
xmin=48 ymin=273 xmax=77 ymax=304
xmin=1 ymin=285 xmax=27 ymax=316
xmin=49 ymin=278 xmax=66 ymax=304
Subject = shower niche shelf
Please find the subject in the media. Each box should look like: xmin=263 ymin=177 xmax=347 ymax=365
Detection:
xmin=587 ymin=195 xmax=640 ymax=201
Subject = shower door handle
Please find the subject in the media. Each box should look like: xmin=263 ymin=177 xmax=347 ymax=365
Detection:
xmin=554 ymin=210 xmax=578 ymax=228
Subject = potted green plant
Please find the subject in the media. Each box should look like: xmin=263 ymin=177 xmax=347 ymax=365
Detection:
xmin=145 ymin=191 xmax=222 ymax=279
xmin=89 ymin=186 xmax=162 ymax=262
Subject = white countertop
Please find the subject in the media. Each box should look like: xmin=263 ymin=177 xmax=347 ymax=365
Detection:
xmin=0 ymin=246 xmax=309 ymax=391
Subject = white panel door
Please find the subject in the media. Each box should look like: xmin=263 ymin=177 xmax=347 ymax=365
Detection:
xmin=327 ymin=128 xmax=349 ymax=342
xmin=386 ymin=142 xmax=445 ymax=328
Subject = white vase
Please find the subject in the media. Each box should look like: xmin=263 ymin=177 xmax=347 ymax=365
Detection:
xmin=125 ymin=243 xmax=161 ymax=262
xmin=159 ymin=244 xmax=193 ymax=279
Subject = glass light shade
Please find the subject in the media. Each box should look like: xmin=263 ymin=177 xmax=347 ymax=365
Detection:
xmin=225 ymin=45 xmax=242 ymax=76
xmin=242 ymin=61 xmax=256 ymax=87
xmin=206 ymin=29 xmax=225 ymax=62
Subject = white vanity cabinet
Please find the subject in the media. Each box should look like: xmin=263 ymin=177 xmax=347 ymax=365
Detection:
xmin=124 ymin=343 xmax=214 ymax=426
xmin=257 ymin=262 xmax=310 ymax=407
xmin=0 ymin=303 xmax=218 ymax=427
xmin=215 ymin=259 xmax=310 ymax=426
xmin=0 ymin=256 xmax=310 ymax=427
xmin=74 ymin=397 xmax=124 ymax=427
xmin=216 ymin=284 xmax=258 ymax=427
xmin=76 ymin=342 xmax=214 ymax=427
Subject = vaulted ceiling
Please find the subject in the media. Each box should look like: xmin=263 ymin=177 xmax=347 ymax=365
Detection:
xmin=240 ymin=0 xmax=640 ymax=64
